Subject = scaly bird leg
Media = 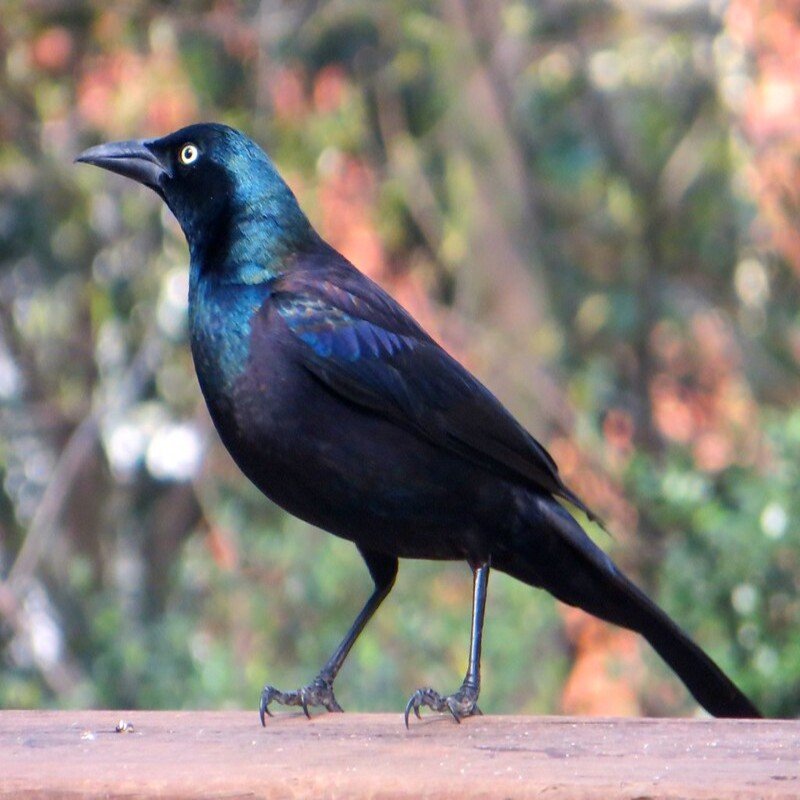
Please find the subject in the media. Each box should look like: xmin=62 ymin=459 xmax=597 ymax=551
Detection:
xmin=405 ymin=560 xmax=489 ymax=726
xmin=260 ymin=548 xmax=397 ymax=724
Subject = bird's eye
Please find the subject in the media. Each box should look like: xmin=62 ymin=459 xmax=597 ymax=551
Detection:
xmin=179 ymin=143 xmax=199 ymax=165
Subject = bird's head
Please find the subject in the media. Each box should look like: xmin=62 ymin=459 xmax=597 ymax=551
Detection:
xmin=76 ymin=123 xmax=314 ymax=271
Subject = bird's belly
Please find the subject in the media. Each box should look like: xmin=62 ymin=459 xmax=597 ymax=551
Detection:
xmin=202 ymin=364 xmax=500 ymax=560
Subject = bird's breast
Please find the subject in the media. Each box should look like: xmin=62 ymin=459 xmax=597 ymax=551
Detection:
xmin=188 ymin=277 xmax=268 ymax=421
xmin=187 ymin=278 xmax=507 ymax=557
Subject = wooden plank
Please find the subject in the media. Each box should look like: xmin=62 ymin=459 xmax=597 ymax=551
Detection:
xmin=0 ymin=711 xmax=797 ymax=799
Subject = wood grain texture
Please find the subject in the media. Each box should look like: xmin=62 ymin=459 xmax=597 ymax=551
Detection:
xmin=1 ymin=711 xmax=797 ymax=799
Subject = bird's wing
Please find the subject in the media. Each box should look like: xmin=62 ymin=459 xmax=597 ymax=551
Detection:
xmin=270 ymin=264 xmax=597 ymax=521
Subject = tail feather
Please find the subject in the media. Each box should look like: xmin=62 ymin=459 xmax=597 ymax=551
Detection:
xmin=620 ymin=576 xmax=761 ymax=718
xmin=498 ymin=494 xmax=761 ymax=718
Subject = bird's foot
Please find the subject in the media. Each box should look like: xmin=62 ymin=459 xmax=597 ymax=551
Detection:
xmin=404 ymin=683 xmax=482 ymax=727
xmin=259 ymin=674 xmax=343 ymax=725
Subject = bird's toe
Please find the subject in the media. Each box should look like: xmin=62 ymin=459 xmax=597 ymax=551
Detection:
xmin=404 ymin=686 xmax=448 ymax=728
xmin=404 ymin=684 xmax=480 ymax=727
xmin=259 ymin=675 xmax=343 ymax=724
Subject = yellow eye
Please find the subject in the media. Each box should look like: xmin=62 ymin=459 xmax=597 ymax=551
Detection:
xmin=179 ymin=143 xmax=199 ymax=165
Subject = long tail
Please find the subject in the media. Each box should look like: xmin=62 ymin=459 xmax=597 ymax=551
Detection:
xmin=496 ymin=493 xmax=761 ymax=718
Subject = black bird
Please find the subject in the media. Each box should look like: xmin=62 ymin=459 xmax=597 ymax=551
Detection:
xmin=77 ymin=123 xmax=761 ymax=724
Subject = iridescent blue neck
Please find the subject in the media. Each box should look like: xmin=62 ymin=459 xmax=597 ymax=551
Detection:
xmin=187 ymin=194 xmax=316 ymax=286
xmin=180 ymin=143 xmax=318 ymax=286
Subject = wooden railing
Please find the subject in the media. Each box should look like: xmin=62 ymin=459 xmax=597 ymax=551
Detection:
xmin=1 ymin=711 xmax=797 ymax=798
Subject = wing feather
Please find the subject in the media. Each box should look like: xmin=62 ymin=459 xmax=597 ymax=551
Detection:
xmin=271 ymin=261 xmax=599 ymax=522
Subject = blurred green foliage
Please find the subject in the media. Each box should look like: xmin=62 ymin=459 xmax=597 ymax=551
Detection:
xmin=0 ymin=1 xmax=798 ymax=718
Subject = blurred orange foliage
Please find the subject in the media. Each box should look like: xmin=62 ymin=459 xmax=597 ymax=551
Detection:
xmin=561 ymin=607 xmax=644 ymax=716
xmin=270 ymin=66 xmax=308 ymax=122
xmin=729 ymin=0 xmax=800 ymax=272
xmin=649 ymin=312 xmax=758 ymax=472
xmin=32 ymin=27 xmax=74 ymax=74
xmin=78 ymin=29 xmax=197 ymax=137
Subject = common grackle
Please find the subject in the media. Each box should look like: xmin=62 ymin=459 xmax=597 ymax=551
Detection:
xmin=77 ymin=123 xmax=761 ymax=724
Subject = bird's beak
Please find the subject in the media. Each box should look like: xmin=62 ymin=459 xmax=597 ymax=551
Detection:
xmin=75 ymin=139 xmax=169 ymax=192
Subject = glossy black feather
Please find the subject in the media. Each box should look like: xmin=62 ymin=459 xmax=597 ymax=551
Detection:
xmin=77 ymin=123 xmax=761 ymax=720
xmin=271 ymin=258 xmax=597 ymax=522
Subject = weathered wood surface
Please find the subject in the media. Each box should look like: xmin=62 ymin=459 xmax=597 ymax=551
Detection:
xmin=0 ymin=711 xmax=797 ymax=799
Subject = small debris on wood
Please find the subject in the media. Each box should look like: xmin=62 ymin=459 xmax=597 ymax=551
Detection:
xmin=115 ymin=719 xmax=134 ymax=733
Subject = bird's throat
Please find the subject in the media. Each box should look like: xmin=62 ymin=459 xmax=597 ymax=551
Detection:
xmin=188 ymin=200 xmax=315 ymax=285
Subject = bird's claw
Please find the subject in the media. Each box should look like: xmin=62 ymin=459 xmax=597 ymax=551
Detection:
xmin=259 ymin=674 xmax=343 ymax=725
xmin=404 ymin=684 xmax=482 ymax=728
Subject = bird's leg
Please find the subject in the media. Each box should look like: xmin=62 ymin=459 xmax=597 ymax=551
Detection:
xmin=405 ymin=560 xmax=489 ymax=726
xmin=260 ymin=548 xmax=397 ymax=724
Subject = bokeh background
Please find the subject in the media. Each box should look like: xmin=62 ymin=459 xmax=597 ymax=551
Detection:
xmin=1 ymin=0 xmax=799 ymax=718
